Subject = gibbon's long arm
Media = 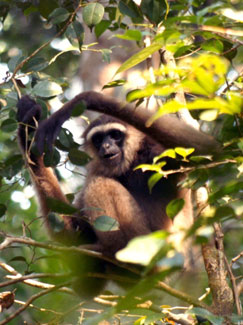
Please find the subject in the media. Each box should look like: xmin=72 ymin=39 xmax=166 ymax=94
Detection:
xmin=17 ymin=96 xmax=78 ymax=238
xmin=35 ymin=91 xmax=220 ymax=155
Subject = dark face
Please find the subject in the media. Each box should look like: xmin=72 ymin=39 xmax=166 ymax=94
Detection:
xmin=91 ymin=129 xmax=125 ymax=165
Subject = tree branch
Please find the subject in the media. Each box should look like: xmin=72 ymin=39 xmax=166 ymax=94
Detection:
xmin=201 ymin=223 xmax=234 ymax=315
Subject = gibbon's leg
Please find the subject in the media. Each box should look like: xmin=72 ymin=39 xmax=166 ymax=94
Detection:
xmin=79 ymin=176 xmax=151 ymax=256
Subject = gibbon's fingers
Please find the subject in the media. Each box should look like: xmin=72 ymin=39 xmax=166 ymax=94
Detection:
xmin=17 ymin=96 xmax=42 ymax=126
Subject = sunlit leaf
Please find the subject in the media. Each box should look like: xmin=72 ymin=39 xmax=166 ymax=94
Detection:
xmin=199 ymin=109 xmax=218 ymax=121
xmin=175 ymin=147 xmax=195 ymax=160
xmin=135 ymin=162 xmax=166 ymax=173
xmin=103 ymin=79 xmax=126 ymax=89
xmin=116 ymin=231 xmax=168 ymax=265
xmin=153 ymin=149 xmax=176 ymax=163
xmin=115 ymin=41 xmax=163 ymax=75
xmin=127 ymin=82 xmax=174 ymax=101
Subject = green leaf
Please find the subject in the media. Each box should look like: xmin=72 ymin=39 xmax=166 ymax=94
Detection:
xmin=209 ymin=181 xmax=243 ymax=204
xmin=116 ymin=231 xmax=168 ymax=265
xmin=95 ymin=20 xmax=111 ymax=38
xmin=46 ymin=198 xmax=77 ymax=214
xmin=93 ymin=215 xmax=119 ymax=232
xmin=71 ymin=101 xmax=86 ymax=117
xmin=1 ymin=155 xmax=23 ymax=179
xmin=43 ymin=148 xmax=60 ymax=167
xmin=0 ymin=204 xmax=7 ymax=217
xmin=49 ymin=8 xmax=70 ymax=24
xmin=68 ymin=148 xmax=91 ymax=166
xmin=115 ymin=41 xmax=163 ymax=75
xmin=202 ymin=39 xmax=224 ymax=54
xmin=101 ymin=48 xmax=112 ymax=63
xmin=166 ymin=198 xmax=185 ymax=218
xmin=189 ymin=308 xmax=224 ymax=325
xmin=127 ymin=82 xmax=174 ymax=101
xmin=115 ymin=29 xmax=142 ymax=42
xmin=141 ymin=0 xmax=168 ymax=24
xmin=56 ymin=128 xmax=76 ymax=151
xmin=1 ymin=118 xmax=17 ymax=132
xmin=82 ymin=3 xmax=104 ymax=27
xmin=66 ymin=21 xmax=84 ymax=49
xmin=47 ymin=212 xmax=65 ymax=232
xmin=33 ymin=80 xmax=62 ymax=97
xmin=118 ymin=0 xmax=142 ymax=19
xmin=22 ymin=57 xmax=48 ymax=72
xmin=132 ymin=309 xmax=163 ymax=325
xmin=146 ymin=100 xmax=184 ymax=125
xmin=148 ymin=173 xmax=163 ymax=193
xmin=103 ymin=79 xmax=126 ymax=89
xmin=38 ymin=0 xmax=58 ymax=19
xmin=8 ymin=53 xmax=25 ymax=72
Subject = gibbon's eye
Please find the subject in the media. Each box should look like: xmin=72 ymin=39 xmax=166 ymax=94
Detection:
xmin=108 ymin=129 xmax=124 ymax=141
xmin=92 ymin=132 xmax=104 ymax=148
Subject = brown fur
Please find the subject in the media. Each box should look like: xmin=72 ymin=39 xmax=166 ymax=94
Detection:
xmin=17 ymin=95 xmax=198 ymax=261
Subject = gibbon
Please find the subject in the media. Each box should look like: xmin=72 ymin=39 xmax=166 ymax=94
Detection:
xmin=17 ymin=91 xmax=219 ymax=258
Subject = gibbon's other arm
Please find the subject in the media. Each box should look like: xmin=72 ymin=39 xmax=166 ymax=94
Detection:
xmin=35 ymin=91 xmax=220 ymax=155
xmin=17 ymin=96 xmax=79 ymax=238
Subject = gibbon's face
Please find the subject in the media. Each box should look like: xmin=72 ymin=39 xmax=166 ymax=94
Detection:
xmin=88 ymin=125 xmax=126 ymax=166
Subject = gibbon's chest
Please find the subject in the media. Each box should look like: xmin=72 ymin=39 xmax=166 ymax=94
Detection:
xmin=117 ymin=170 xmax=176 ymax=231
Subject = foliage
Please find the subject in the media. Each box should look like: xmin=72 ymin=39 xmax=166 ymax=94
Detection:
xmin=0 ymin=0 xmax=242 ymax=324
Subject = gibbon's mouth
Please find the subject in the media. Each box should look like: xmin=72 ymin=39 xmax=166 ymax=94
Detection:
xmin=104 ymin=152 xmax=120 ymax=160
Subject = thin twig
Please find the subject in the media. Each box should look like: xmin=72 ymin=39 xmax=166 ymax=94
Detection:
xmin=14 ymin=299 xmax=62 ymax=315
xmin=0 ymin=261 xmax=74 ymax=294
xmin=232 ymin=251 xmax=243 ymax=265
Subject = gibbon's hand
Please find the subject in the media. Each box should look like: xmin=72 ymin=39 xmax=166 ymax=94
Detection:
xmin=17 ymin=95 xmax=42 ymax=128
xmin=17 ymin=95 xmax=62 ymax=154
xmin=34 ymin=116 xmax=63 ymax=154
